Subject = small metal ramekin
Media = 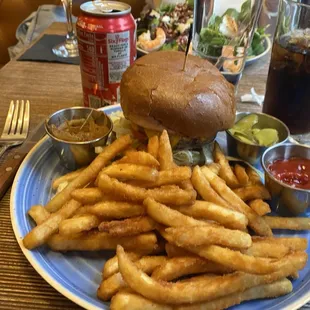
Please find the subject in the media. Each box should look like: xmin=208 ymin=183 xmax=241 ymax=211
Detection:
xmin=262 ymin=143 xmax=310 ymax=216
xmin=45 ymin=107 xmax=113 ymax=170
xmin=226 ymin=112 xmax=290 ymax=167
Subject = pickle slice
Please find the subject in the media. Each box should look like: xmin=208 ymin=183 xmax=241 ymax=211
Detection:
xmin=234 ymin=132 xmax=256 ymax=144
xmin=254 ymin=128 xmax=279 ymax=147
xmin=229 ymin=114 xmax=279 ymax=147
xmin=231 ymin=114 xmax=258 ymax=134
xmin=251 ymin=128 xmax=261 ymax=135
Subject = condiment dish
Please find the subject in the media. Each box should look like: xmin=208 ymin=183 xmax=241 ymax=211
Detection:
xmin=226 ymin=112 xmax=290 ymax=167
xmin=45 ymin=107 xmax=113 ymax=170
xmin=262 ymin=143 xmax=310 ymax=216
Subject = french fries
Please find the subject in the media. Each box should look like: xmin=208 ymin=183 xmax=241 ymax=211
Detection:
xmin=249 ymin=199 xmax=271 ymax=216
xmin=28 ymin=205 xmax=50 ymax=225
xmin=111 ymin=279 xmax=292 ymax=310
xmin=246 ymin=166 xmax=262 ymax=185
xmin=118 ymin=151 xmax=160 ymax=167
xmin=76 ymin=201 xmax=145 ymax=219
xmin=264 ymin=216 xmax=310 ymax=230
xmin=242 ymin=242 xmax=290 ymax=259
xmin=98 ymin=216 xmax=157 ymax=236
xmin=191 ymin=166 xmax=232 ymax=210
xmin=103 ymin=163 xmax=159 ymax=182
xmin=213 ymin=142 xmax=239 ymax=188
xmin=147 ymin=135 xmax=159 ymax=159
xmin=165 ymin=243 xmax=194 ymax=258
xmin=71 ymin=188 xmax=104 ymax=205
xmin=46 ymin=134 xmax=132 ymax=212
xmin=117 ymin=245 xmax=306 ymax=304
xmin=252 ymin=236 xmax=308 ymax=251
xmin=151 ymin=256 xmax=231 ymax=281
xmin=23 ymin=131 xmax=310 ymax=309
xmin=152 ymin=167 xmax=191 ymax=187
xmin=52 ymin=167 xmax=85 ymax=190
xmin=206 ymin=163 xmax=221 ymax=175
xmin=111 ymin=289 xmax=172 ymax=310
xmin=98 ymin=173 xmax=196 ymax=205
xmin=48 ymin=232 xmax=157 ymax=252
xmin=23 ymin=199 xmax=81 ymax=249
xmin=233 ymin=185 xmax=271 ymax=201
xmin=98 ymin=256 xmax=167 ymax=301
xmin=59 ymin=215 xmax=100 ymax=235
xmin=166 ymin=225 xmax=252 ymax=249
xmin=144 ymin=198 xmax=209 ymax=227
xmin=158 ymin=130 xmax=174 ymax=170
xmin=103 ymin=252 xmax=141 ymax=279
xmin=128 ymin=167 xmax=191 ymax=188
xmin=201 ymin=166 xmax=272 ymax=236
xmin=174 ymin=200 xmax=248 ymax=231
xmin=179 ymin=179 xmax=194 ymax=191
xmin=234 ymin=164 xmax=249 ymax=186
xmin=177 ymin=274 xmax=219 ymax=283
xmin=187 ymin=245 xmax=303 ymax=274
xmin=176 ymin=279 xmax=292 ymax=310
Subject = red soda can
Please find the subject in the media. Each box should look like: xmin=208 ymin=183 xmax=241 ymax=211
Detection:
xmin=76 ymin=1 xmax=136 ymax=107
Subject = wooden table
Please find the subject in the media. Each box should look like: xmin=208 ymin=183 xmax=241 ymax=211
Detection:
xmin=0 ymin=22 xmax=270 ymax=310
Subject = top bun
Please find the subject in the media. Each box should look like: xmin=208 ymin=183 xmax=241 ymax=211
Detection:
xmin=120 ymin=51 xmax=236 ymax=140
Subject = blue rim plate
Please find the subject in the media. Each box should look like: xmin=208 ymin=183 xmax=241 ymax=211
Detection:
xmin=10 ymin=104 xmax=310 ymax=310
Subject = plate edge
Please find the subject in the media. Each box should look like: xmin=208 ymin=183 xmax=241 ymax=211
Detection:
xmin=10 ymin=135 xmax=102 ymax=310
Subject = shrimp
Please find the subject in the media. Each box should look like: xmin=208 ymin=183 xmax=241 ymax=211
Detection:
xmin=222 ymin=45 xmax=245 ymax=73
xmin=137 ymin=28 xmax=166 ymax=52
xmin=219 ymin=15 xmax=238 ymax=38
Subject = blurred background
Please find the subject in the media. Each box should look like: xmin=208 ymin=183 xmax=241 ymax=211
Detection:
xmin=0 ymin=0 xmax=277 ymax=69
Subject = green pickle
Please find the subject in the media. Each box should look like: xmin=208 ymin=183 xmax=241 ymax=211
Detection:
xmin=228 ymin=114 xmax=279 ymax=146
xmin=254 ymin=128 xmax=279 ymax=147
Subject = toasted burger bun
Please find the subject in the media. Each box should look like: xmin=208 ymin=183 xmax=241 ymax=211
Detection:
xmin=120 ymin=51 xmax=236 ymax=141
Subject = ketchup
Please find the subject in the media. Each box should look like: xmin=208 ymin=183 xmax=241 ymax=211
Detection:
xmin=268 ymin=157 xmax=310 ymax=190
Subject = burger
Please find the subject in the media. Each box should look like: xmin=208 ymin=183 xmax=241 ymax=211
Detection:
xmin=113 ymin=50 xmax=236 ymax=165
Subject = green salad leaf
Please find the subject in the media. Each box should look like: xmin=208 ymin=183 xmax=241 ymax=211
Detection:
xmin=198 ymin=27 xmax=229 ymax=56
xmin=248 ymin=25 xmax=270 ymax=57
xmin=222 ymin=8 xmax=239 ymax=20
xmin=197 ymin=0 xmax=269 ymax=58
xmin=208 ymin=14 xmax=223 ymax=30
xmin=187 ymin=0 xmax=194 ymax=9
xmin=159 ymin=3 xmax=175 ymax=14
xmin=238 ymin=0 xmax=252 ymax=24
xmin=160 ymin=41 xmax=179 ymax=51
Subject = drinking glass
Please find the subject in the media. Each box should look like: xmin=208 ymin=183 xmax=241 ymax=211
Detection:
xmin=52 ymin=0 xmax=79 ymax=58
xmin=263 ymin=0 xmax=310 ymax=145
xmin=192 ymin=0 xmax=263 ymax=89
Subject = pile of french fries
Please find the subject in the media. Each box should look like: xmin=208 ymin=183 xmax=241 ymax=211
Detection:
xmin=23 ymin=130 xmax=310 ymax=309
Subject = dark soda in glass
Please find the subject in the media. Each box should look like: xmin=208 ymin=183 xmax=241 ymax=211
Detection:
xmin=263 ymin=33 xmax=310 ymax=134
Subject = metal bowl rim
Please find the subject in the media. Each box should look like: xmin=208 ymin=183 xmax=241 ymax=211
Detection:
xmin=261 ymin=142 xmax=310 ymax=193
xmin=45 ymin=107 xmax=113 ymax=145
xmin=226 ymin=111 xmax=290 ymax=146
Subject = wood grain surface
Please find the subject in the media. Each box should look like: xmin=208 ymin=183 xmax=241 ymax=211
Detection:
xmin=0 ymin=22 xmax=276 ymax=310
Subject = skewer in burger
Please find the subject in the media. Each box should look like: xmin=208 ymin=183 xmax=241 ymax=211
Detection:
xmin=113 ymin=50 xmax=236 ymax=165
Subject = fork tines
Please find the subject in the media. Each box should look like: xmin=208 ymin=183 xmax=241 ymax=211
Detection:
xmin=1 ymin=100 xmax=30 ymax=139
